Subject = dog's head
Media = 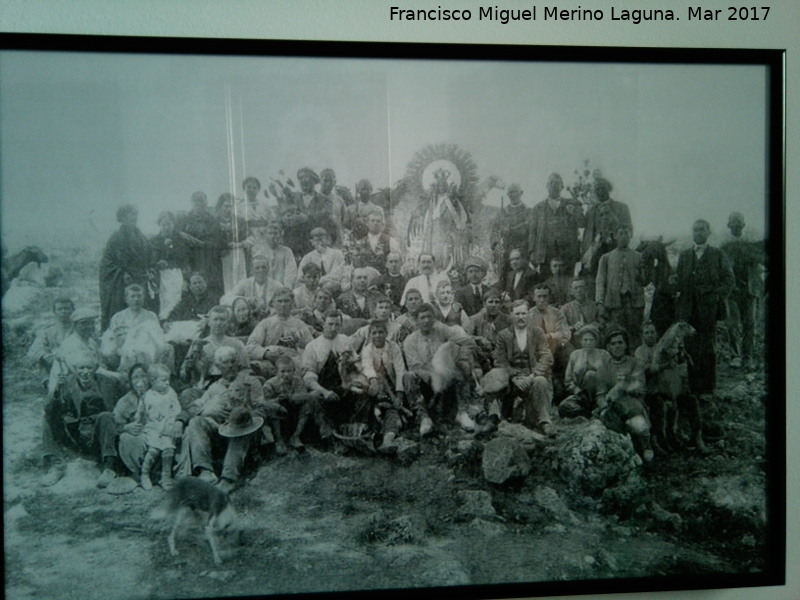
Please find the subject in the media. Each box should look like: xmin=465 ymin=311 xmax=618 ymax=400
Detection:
xmin=210 ymin=503 xmax=238 ymax=533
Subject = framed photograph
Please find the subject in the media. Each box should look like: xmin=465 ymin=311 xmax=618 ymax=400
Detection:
xmin=1 ymin=33 xmax=785 ymax=600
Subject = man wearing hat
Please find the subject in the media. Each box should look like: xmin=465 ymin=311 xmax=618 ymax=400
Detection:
xmin=48 ymin=307 xmax=124 ymax=394
xmin=455 ymin=256 xmax=491 ymax=317
xmin=297 ymin=227 xmax=348 ymax=291
xmin=529 ymin=173 xmax=585 ymax=274
xmin=176 ymin=346 xmax=284 ymax=492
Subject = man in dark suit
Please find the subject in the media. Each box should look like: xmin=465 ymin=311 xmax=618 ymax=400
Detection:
xmin=337 ymin=268 xmax=382 ymax=321
xmin=504 ymin=248 xmax=541 ymax=302
xmin=676 ymin=219 xmax=734 ymax=397
xmin=490 ymin=299 xmax=554 ymax=435
xmin=455 ymin=256 xmax=492 ymax=317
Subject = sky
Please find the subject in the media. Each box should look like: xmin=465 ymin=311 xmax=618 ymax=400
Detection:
xmin=0 ymin=49 xmax=769 ymax=253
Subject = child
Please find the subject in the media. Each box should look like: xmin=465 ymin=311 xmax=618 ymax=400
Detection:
xmin=263 ymin=356 xmax=320 ymax=451
xmin=136 ymin=363 xmax=182 ymax=490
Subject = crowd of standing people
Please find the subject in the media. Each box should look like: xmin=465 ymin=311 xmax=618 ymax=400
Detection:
xmin=28 ymin=167 xmax=764 ymax=495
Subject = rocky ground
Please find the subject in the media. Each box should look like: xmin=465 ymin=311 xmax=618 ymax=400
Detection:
xmin=2 ymin=248 xmax=772 ymax=600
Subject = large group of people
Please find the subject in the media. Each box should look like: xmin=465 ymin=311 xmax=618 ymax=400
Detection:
xmin=28 ymin=167 xmax=764 ymax=494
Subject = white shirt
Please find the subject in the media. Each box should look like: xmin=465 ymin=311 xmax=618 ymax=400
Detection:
xmin=401 ymin=271 xmax=450 ymax=305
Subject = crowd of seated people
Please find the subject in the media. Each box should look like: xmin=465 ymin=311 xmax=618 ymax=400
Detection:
xmin=31 ymin=169 xmax=750 ymax=494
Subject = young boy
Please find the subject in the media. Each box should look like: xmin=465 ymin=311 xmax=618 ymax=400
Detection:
xmin=262 ymin=356 xmax=319 ymax=451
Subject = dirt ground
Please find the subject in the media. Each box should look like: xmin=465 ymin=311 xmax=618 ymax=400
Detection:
xmin=2 ymin=251 xmax=772 ymax=600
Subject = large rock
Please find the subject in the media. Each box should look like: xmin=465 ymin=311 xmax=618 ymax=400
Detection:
xmin=497 ymin=421 xmax=547 ymax=451
xmin=544 ymin=419 xmax=645 ymax=511
xmin=482 ymin=436 xmax=531 ymax=484
xmin=456 ymin=490 xmax=496 ymax=520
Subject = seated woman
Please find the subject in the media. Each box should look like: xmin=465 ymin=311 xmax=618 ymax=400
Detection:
xmin=595 ymin=327 xmax=654 ymax=462
xmin=114 ymin=363 xmax=151 ymax=481
xmin=227 ymin=296 xmax=259 ymax=341
xmin=166 ymin=272 xmax=218 ymax=323
xmin=558 ymin=324 xmax=612 ymax=419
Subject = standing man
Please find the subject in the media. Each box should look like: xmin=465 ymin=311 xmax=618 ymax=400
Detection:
xmin=492 ymin=183 xmax=530 ymax=283
xmin=595 ymin=225 xmax=645 ymax=349
xmin=581 ymin=177 xmax=633 ymax=288
xmin=528 ymin=173 xmax=585 ymax=275
xmin=319 ymin=168 xmax=347 ymax=242
xmin=676 ymin=219 xmax=734 ymax=398
xmin=721 ymin=212 xmax=763 ymax=369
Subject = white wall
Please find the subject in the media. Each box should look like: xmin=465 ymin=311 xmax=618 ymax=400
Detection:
xmin=2 ymin=2 xmax=797 ymax=599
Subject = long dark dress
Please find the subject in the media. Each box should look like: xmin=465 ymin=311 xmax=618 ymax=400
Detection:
xmin=99 ymin=224 xmax=154 ymax=332
xmin=179 ymin=208 xmax=225 ymax=300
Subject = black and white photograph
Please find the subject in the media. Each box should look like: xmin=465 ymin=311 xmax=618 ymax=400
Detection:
xmin=1 ymin=36 xmax=785 ymax=600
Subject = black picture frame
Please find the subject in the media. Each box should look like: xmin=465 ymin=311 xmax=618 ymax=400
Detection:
xmin=0 ymin=32 xmax=786 ymax=600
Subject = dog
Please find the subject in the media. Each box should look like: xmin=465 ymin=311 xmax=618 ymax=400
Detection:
xmin=166 ymin=477 xmax=238 ymax=565
xmin=647 ymin=321 xmax=704 ymax=453
xmin=337 ymin=348 xmax=369 ymax=394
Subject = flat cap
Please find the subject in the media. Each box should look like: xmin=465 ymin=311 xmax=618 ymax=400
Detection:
xmin=464 ymin=256 xmax=488 ymax=272
xmin=70 ymin=307 xmax=98 ymax=322
xmin=297 ymin=167 xmax=320 ymax=184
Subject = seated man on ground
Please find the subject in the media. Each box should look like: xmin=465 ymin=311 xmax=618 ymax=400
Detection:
xmin=40 ymin=353 xmax=126 ymax=488
xmin=176 ymin=346 xmax=285 ymax=492
xmin=246 ymin=288 xmax=313 ymax=379
xmin=359 ymin=319 xmax=408 ymax=453
xmin=402 ymin=303 xmax=472 ymax=436
xmin=489 ymin=299 xmax=555 ymax=435
xmin=300 ymin=309 xmax=357 ymax=441
xmin=263 ymin=356 xmax=323 ymax=452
